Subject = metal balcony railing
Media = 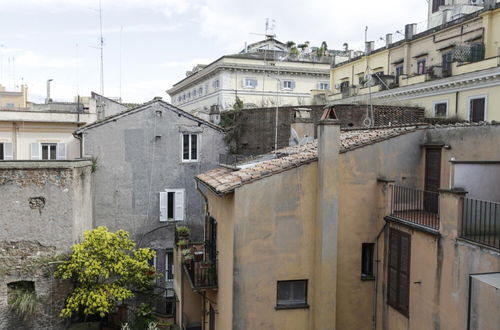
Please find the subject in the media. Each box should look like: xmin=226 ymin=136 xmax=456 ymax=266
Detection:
xmin=183 ymin=258 xmax=217 ymax=290
xmin=390 ymin=185 xmax=440 ymax=230
xmin=461 ymin=198 xmax=500 ymax=250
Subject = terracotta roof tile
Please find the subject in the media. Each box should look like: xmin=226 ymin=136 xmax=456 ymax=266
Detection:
xmin=196 ymin=122 xmax=498 ymax=194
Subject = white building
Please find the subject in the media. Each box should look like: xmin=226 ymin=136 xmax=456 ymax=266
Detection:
xmin=167 ymin=37 xmax=332 ymax=117
xmin=427 ymin=0 xmax=498 ymax=28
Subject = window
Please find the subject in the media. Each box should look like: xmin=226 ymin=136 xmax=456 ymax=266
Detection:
xmin=340 ymin=81 xmax=349 ymax=93
xmin=442 ymin=52 xmax=453 ymax=76
xmin=205 ymin=82 xmax=209 ymax=93
xmin=417 ymin=59 xmax=426 ymax=75
xmin=198 ymin=87 xmax=203 ymax=95
xmin=282 ymin=80 xmax=295 ymax=89
xmin=469 ymin=96 xmax=486 ymax=122
xmin=0 ymin=142 xmax=13 ymax=160
xmin=193 ymin=89 xmax=197 ymax=97
xmin=165 ymin=250 xmax=174 ymax=284
xmin=395 ymin=65 xmax=404 ymax=82
xmin=433 ymin=101 xmax=448 ymax=117
xmin=213 ymin=79 xmax=220 ymax=89
xmin=6 ymin=103 xmax=15 ymax=108
xmin=276 ymin=280 xmax=308 ymax=309
xmin=159 ymin=189 xmax=185 ymax=221
xmin=388 ymin=228 xmax=411 ymax=317
xmin=318 ymin=82 xmax=330 ymax=90
xmin=178 ymin=96 xmax=181 ymax=103
xmin=30 ymin=143 xmax=66 ymax=160
xmin=182 ymin=133 xmax=198 ymax=162
xmin=149 ymin=251 xmax=157 ymax=270
xmin=432 ymin=0 xmax=444 ymax=13
xmin=361 ymin=243 xmax=375 ymax=280
xmin=243 ymin=78 xmax=257 ymax=88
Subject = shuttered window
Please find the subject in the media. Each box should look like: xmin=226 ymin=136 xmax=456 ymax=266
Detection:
xmin=159 ymin=189 xmax=185 ymax=221
xmin=388 ymin=228 xmax=411 ymax=317
xmin=0 ymin=142 xmax=13 ymax=160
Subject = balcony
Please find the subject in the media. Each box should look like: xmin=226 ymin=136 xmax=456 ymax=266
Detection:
xmin=182 ymin=242 xmax=217 ymax=291
xmin=461 ymin=198 xmax=500 ymax=250
xmin=389 ymin=185 xmax=440 ymax=231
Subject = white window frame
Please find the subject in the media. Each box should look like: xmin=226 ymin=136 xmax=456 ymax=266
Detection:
xmin=243 ymin=77 xmax=258 ymax=89
xmin=432 ymin=100 xmax=449 ymax=118
xmin=159 ymin=189 xmax=185 ymax=222
xmin=165 ymin=250 xmax=174 ymax=281
xmin=468 ymin=94 xmax=488 ymax=122
xmin=181 ymin=133 xmax=200 ymax=163
xmin=318 ymin=82 xmax=330 ymax=90
xmin=213 ymin=79 xmax=220 ymax=90
xmin=282 ymin=80 xmax=295 ymax=90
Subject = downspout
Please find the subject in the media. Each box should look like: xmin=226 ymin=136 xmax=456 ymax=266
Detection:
xmin=455 ymin=91 xmax=459 ymax=117
xmin=372 ymin=222 xmax=388 ymax=330
xmin=195 ymin=179 xmax=209 ymax=330
xmin=73 ymin=130 xmax=83 ymax=159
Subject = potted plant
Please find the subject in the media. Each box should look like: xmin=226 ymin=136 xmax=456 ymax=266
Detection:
xmin=176 ymin=226 xmax=190 ymax=240
xmin=182 ymin=249 xmax=193 ymax=264
xmin=176 ymin=239 xmax=188 ymax=247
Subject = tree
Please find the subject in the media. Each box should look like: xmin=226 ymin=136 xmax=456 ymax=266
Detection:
xmin=55 ymin=227 xmax=156 ymax=319
xmin=233 ymin=96 xmax=244 ymax=111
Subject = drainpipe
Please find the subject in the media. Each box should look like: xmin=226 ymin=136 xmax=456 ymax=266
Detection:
xmin=455 ymin=91 xmax=459 ymax=117
xmin=372 ymin=222 xmax=388 ymax=330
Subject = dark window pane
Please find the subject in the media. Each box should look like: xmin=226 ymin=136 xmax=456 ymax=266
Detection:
xmin=471 ymin=98 xmax=485 ymax=122
xmin=387 ymin=229 xmax=411 ymax=317
xmin=166 ymin=251 xmax=173 ymax=280
xmin=183 ymin=134 xmax=189 ymax=160
xmin=435 ymin=103 xmax=447 ymax=117
xmin=361 ymin=243 xmax=375 ymax=277
xmin=167 ymin=192 xmax=175 ymax=219
xmin=191 ymin=134 xmax=197 ymax=160
xmin=277 ymin=280 xmax=307 ymax=306
xmin=42 ymin=145 xmax=49 ymax=160
xmin=50 ymin=145 xmax=56 ymax=160
xmin=0 ymin=143 xmax=3 ymax=160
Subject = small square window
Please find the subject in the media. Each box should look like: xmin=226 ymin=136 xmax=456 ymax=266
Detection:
xmin=283 ymin=80 xmax=294 ymax=89
xmin=319 ymin=82 xmax=330 ymax=90
xmin=41 ymin=143 xmax=57 ymax=160
xmin=276 ymin=280 xmax=308 ymax=309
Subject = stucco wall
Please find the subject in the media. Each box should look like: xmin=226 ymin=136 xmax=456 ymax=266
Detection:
xmin=453 ymin=163 xmax=500 ymax=201
xmin=81 ymin=102 xmax=226 ymax=246
xmin=229 ymin=162 xmax=317 ymax=330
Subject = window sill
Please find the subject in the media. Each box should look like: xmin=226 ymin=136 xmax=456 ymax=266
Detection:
xmin=275 ymin=303 xmax=309 ymax=310
xmin=361 ymin=275 xmax=375 ymax=281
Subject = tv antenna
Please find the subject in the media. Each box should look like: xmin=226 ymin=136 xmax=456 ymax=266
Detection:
xmin=250 ymin=18 xmax=276 ymax=39
xmin=99 ymin=0 xmax=104 ymax=96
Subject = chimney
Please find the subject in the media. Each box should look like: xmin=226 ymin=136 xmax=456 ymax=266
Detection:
xmin=313 ymin=118 xmax=340 ymax=328
xmin=405 ymin=23 xmax=417 ymax=40
xmin=386 ymin=34 xmax=393 ymax=48
xmin=365 ymin=41 xmax=374 ymax=54
xmin=45 ymin=79 xmax=53 ymax=104
xmin=441 ymin=9 xmax=451 ymax=25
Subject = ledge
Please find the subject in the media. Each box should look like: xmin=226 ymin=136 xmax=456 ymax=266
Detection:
xmin=438 ymin=188 xmax=468 ymax=195
xmin=385 ymin=215 xmax=440 ymax=236
xmin=275 ymin=303 xmax=310 ymax=310
xmin=0 ymin=160 xmax=93 ymax=169
xmin=377 ymin=177 xmax=395 ymax=183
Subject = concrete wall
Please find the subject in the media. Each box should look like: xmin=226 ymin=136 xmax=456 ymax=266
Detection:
xmin=453 ymin=163 xmax=500 ymax=201
xmin=231 ymin=162 xmax=318 ymax=330
xmin=81 ymin=101 xmax=226 ymax=246
xmin=0 ymin=160 xmax=92 ymax=330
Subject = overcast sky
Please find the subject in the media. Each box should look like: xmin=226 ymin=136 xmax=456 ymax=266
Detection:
xmin=0 ymin=0 xmax=428 ymax=104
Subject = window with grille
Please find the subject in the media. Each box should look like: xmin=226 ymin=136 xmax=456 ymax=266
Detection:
xmin=387 ymin=228 xmax=411 ymax=317
xmin=434 ymin=102 xmax=447 ymax=117
xmin=276 ymin=280 xmax=308 ymax=309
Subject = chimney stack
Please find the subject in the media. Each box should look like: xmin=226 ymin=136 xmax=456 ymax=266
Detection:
xmin=365 ymin=41 xmax=374 ymax=54
xmin=405 ymin=23 xmax=417 ymax=40
xmin=386 ymin=34 xmax=393 ymax=48
xmin=45 ymin=79 xmax=53 ymax=104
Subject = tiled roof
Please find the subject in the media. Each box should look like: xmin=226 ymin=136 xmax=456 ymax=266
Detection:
xmin=196 ymin=126 xmax=418 ymax=195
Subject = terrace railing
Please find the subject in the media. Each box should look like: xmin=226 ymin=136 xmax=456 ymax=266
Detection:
xmin=461 ymin=198 xmax=500 ymax=250
xmin=390 ymin=185 xmax=440 ymax=230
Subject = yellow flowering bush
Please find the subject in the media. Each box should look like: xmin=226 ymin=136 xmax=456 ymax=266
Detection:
xmin=55 ymin=226 xmax=156 ymax=318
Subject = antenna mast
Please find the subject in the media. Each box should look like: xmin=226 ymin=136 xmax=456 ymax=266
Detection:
xmin=99 ymin=0 xmax=104 ymax=96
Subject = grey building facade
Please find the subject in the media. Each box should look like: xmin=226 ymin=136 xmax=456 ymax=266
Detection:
xmin=75 ymin=99 xmax=226 ymax=314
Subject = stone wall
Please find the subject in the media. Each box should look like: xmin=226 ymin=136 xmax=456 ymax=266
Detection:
xmin=0 ymin=160 xmax=93 ymax=329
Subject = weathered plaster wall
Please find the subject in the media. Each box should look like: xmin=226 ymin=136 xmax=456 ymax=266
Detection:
xmin=0 ymin=160 xmax=92 ymax=330
xmin=230 ymin=162 xmax=317 ymax=330
xmin=82 ymin=102 xmax=226 ymax=248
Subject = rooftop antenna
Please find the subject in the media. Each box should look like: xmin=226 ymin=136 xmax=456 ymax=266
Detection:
xmin=119 ymin=25 xmax=123 ymax=101
xmin=76 ymin=43 xmax=79 ymax=96
xmin=99 ymin=0 xmax=104 ymax=96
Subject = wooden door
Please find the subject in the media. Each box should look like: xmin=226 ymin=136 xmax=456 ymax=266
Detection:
xmin=424 ymin=148 xmax=441 ymax=213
